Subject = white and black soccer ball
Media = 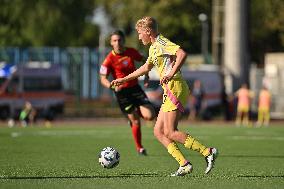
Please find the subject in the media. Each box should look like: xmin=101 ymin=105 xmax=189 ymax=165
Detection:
xmin=98 ymin=147 xmax=120 ymax=169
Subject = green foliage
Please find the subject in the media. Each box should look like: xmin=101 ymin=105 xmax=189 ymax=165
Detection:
xmin=1 ymin=0 xmax=284 ymax=62
xmin=0 ymin=0 xmax=99 ymax=47
xmin=250 ymin=0 xmax=284 ymax=63
xmin=99 ymin=0 xmax=284 ymax=62
xmin=98 ymin=0 xmax=211 ymax=53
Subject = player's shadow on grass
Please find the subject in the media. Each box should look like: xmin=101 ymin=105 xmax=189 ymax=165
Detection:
xmin=237 ymin=175 xmax=284 ymax=178
xmin=0 ymin=173 xmax=159 ymax=180
xmin=221 ymin=154 xmax=284 ymax=158
xmin=153 ymin=154 xmax=284 ymax=159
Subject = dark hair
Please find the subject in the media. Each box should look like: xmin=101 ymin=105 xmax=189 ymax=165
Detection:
xmin=110 ymin=30 xmax=125 ymax=41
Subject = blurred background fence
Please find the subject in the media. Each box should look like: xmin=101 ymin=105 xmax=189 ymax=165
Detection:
xmin=0 ymin=47 xmax=101 ymax=99
xmin=0 ymin=47 xmax=123 ymax=118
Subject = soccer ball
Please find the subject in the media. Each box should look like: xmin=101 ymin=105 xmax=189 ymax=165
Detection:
xmin=98 ymin=147 xmax=120 ymax=169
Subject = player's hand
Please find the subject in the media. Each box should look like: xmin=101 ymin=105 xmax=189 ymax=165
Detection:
xmin=160 ymin=73 xmax=173 ymax=85
xmin=111 ymin=78 xmax=125 ymax=87
xmin=109 ymin=81 xmax=123 ymax=92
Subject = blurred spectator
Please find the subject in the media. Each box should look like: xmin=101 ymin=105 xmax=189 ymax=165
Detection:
xmin=222 ymin=87 xmax=234 ymax=121
xmin=188 ymin=80 xmax=205 ymax=120
xmin=234 ymin=83 xmax=254 ymax=126
xmin=19 ymin=101 xmax=36 ymax=127
xmin=256 ymin=85 xmax=271 ymax=127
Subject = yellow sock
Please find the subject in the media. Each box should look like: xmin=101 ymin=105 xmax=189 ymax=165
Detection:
xmin=184 ymin=135 xmax=210 ymax=157
xmin=167 ymin=142 xmax=187 ymax=166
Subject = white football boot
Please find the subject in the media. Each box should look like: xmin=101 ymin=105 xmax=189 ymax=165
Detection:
xmin=205 ymin=147 xmax=218 ymax=174
xmin=170 ymin=162 xmax=193 ymax=177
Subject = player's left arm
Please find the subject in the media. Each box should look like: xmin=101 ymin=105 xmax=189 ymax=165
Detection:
xmin=160 ymin=48 xmax=187 ymax=85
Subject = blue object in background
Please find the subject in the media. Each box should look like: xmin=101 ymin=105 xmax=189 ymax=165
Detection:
xmin=0 ymin=63 xmax=16 ymax=78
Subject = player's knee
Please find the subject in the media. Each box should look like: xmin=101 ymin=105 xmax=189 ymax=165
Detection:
xmin=153 ymin=127 xmax=163 ymax=139
xmin=143 ymin=113 xmax=155 ymax=121
xmin=140 ymin=106 xmax=156 ymax=121
xmin=164 ymin=130 xmax=175 ymax=140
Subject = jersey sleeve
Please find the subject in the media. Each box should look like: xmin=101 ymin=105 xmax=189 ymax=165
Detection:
xmin=146 ymin=46 xmax=154 ymax=65
xmin=99 ymin=56 xmax=111 ymax=75
xmin=163 ymin=40 xmax=180 ymax=56
xmin=146 ymin=55 xmax=152 ymax=65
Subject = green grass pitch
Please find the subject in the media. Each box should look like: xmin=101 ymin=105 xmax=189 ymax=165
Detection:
xmin=0 ymin=121 xmax=283 ymax=189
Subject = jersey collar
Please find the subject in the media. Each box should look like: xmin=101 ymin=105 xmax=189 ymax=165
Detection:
xmin=111 ymin=47 xmax=126 ymax=55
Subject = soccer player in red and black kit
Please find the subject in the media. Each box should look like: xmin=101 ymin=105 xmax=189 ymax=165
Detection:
xmin=100 ymin=30 xmax=155 ymax=155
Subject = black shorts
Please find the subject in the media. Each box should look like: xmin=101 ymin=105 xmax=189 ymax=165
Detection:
xmin=114 ymin=85 xmax=152 ymax=114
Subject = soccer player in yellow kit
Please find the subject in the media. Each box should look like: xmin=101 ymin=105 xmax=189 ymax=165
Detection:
xmin=234 ymin=83 xmax=254 ymax=126
xmin=256 ymin=85 xmax=271 ymax=127
xmin=111 ymin=16 xmax=218 ymax=176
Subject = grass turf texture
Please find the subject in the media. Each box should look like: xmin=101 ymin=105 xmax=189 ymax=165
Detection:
xmin=0 ymin=121 xmax=283 ymax=189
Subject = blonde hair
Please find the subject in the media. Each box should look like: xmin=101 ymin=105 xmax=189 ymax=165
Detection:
xmin=135 ymin=16 xmax=158 ymax=32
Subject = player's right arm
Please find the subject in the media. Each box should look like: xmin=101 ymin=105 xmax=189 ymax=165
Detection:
xmin=100 ymin=74 xmax=113 ymax=89
xmin=111 ymin=62 xmax=153 ymax=87
xmin=99 ymin=58 xmax=115 ymax=90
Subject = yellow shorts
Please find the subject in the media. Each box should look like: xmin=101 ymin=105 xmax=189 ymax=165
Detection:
xmin=237 ymin=105 xmax=249 ymax=113
xmin=161 ymin=79 xmax=189 ymax=112
xmin=258 ymin=107 xmax=269 ymax=114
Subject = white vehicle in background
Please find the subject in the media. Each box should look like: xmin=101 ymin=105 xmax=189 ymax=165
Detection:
xmin=264 ymin=53 xmax=284 ymax=119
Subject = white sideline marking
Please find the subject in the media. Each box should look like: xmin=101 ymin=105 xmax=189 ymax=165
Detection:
xmin=10 ymin=131 xmax=284 ymax=141
xmin=11 ymin=132 xmax=22 ymax=138
xmin=10 ymin=130 xmax=124 ymax=138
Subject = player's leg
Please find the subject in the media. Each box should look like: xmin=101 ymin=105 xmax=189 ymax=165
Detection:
xmin=127 ymin=112 xmax=146 ymax=155
xmin=235 ymin=108 xmax=242 ymax=126
xmin=163 ymin=110 xmax=218 ymax=174
xmin=183 ymin=132 xmax=218 ymax=174
xmin=127 ymin=85 xmax=155 ymax=154
xmin=243 ymin=109 xmax=249 ymax=126
xmin=163 ymin=110 xmax=210 ymax=156
xmin=133 ymin=85 xmax=155 ymax=121
xmin=138 ymin=104 xmax=155 ymax=121
xmin=154 ymin=110 xmax=190 ymax=166
xmin=256 ymin=108 xmax=263 ymax=127
xmin=114 ymin=89 xmax=146 ymax=155
xmin=264 ymin=109 xmax=270 ymax=126
xmin=153 ymin=109 xmax=171 ymax=147
xmin=154 ymin=110 xmax=192 ymax=176
xmin=163 ymin=110 xmax=187 ymax=143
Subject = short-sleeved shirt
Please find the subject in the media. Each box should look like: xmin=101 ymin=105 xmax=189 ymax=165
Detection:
xmin=237 ymin=88 xmax=250 ymax=108
xmin=258 ymin=89 xmax=271 ymax=109
xmin=236 ymin=88 xmax=253 ymax=109
xmin=100 ymin=48 xmax=143 ymax=89
xmin=147 ymin=34 xmax=189 ymax=112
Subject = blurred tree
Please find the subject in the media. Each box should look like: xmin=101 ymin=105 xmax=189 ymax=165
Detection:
xmin=250 ymin=0 xmax=284 ymax=64
xmin=0 ymin=0 xmax=99 ymax=47
xmin=1 ymin=0 xmax=283 ymax=64
xmin=98 ymin=0 xmax=284 ymax=64
xmin=96 ymin=0 xmax=211 ymax=54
